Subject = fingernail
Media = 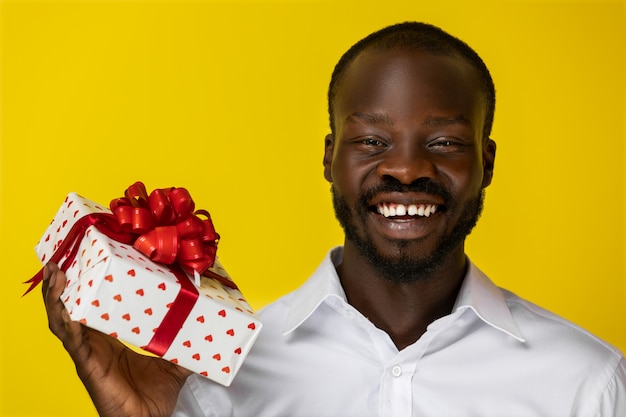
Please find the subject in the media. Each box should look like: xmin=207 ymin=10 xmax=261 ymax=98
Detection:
xmin=43 ymin=262 xmax=58 ymax=281
xmin=61 ymin=308 xmax=70 ymax=324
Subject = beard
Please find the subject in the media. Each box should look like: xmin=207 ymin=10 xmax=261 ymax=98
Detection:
xmin=332 ymin=179 xmax=484 ymax=284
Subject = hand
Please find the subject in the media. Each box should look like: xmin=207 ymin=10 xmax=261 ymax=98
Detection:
xmin=42 ymin=263 xmax=192 ymax=417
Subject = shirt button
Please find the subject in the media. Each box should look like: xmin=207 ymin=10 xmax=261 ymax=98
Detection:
xmin=391 ymin=365 xmax=402 ymax=377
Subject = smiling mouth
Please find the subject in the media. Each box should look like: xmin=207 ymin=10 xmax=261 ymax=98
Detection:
xmin=373 ymin=203 xmax=439 ymax=218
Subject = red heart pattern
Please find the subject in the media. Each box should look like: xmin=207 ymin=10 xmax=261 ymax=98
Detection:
xmin=37 ymin=192 xmax=262 ymax=386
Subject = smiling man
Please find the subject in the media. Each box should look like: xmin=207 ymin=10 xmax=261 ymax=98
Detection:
xmin=42 ymin=22 xmax=625 ymax=417
xmin=323 ymin=34 xmax=496 ymax=350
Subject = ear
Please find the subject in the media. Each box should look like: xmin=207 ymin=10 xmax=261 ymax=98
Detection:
xmin=481 ymin=138 xmax=496 ymax=188
xmin=323 ymin=133 xmax=335 ymax=183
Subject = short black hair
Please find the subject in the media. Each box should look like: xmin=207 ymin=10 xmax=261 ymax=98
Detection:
xmin=327 ymin=22 xmax=496 ymax=140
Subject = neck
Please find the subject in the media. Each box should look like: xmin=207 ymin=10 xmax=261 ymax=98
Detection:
xmin=337 ymin=241 xmax=467 ymax=350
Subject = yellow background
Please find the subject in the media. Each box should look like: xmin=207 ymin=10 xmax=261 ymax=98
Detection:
xmin=1 ymin=0 xmax=624 ymax=415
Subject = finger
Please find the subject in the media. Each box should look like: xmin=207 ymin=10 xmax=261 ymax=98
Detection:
xmin=43 ymin=262 xmax=56 ymax=280
xmin=46 ymin=264 xmax=66 ymax=302
xmin=60 ymin=307 xmax=88 ymax=356
xmin=41 ymin=262 xmax=57 ymax=298
xmin=44 ymin=266 xmax=70 ymax=338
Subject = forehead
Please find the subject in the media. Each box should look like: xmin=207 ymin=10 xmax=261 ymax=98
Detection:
xmin=333 ymin=47 xmax=486 ymax=132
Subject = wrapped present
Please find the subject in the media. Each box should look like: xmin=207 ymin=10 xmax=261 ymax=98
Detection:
xmin=26 ymin=183 xmax=262 ymax=386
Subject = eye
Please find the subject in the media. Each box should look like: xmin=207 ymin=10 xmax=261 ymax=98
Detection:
xmin=427 ymin=137 xmax=469 ymax=152
xmin=430 ymin=138 xmax=456 ymax=147
xmin=361 ymin=137 xmax=387 ymax=147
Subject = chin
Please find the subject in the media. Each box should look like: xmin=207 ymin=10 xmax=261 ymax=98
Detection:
xmin=355 ymin=237 xmax=459 ymax=283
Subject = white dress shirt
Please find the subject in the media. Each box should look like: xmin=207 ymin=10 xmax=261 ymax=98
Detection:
xmin=173 ymin=247 xmax=626 ymax=417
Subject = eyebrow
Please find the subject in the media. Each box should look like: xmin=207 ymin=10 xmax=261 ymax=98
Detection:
xmin=421 ymin=115 xmax=471 ymax=128
xmin=348 ymin=112 xmax=394 ymax=126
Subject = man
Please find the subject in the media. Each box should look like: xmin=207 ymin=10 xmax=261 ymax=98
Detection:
xmin=42 ymin=22 xmax=626 ymax=416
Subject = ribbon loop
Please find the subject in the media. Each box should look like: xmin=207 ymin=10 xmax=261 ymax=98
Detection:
xmin=109 ymin=182 xmax=219 ymax=275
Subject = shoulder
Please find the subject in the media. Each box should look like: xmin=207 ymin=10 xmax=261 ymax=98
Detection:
xmin=503 ymin=287 xmax=622 ymax=358
xmin=499 ymin=286 xmax=625 ymax=406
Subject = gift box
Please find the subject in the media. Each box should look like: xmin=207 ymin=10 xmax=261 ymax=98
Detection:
xmin=29 ymin=186 xmax=262 ymax=386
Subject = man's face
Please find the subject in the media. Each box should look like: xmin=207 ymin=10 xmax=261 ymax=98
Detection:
xmin=324 ymin=47 xmax=496 ymax=283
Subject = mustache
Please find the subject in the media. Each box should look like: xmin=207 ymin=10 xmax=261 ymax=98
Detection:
xmin=359 ymin=178 xmax=454 ymax=208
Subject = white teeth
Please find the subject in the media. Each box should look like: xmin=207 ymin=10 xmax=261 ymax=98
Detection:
xmin=376 ymin=203 xmax=438 ymax=218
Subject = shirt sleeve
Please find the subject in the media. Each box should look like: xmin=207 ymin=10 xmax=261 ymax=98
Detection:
xmin=171 ymin=374 xmax=233 ymax=417
xmin=593 ymin=357 xmax=626 ymax=417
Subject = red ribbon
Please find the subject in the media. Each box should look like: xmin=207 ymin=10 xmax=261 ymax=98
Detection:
xmin=143 ymin=264 xmax=199 ymax=357
xmin=25 ymin=182 xmax=237 ymax=357
xmin=24 ymin=212 xmax=134 ymax=295
xmin=109 ymin=182 xmax=220 ymax=277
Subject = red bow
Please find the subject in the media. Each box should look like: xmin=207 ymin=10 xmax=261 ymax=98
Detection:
xmin=110 ymin=182 xmax=219 ymax=276
xmin=24 ymin=182 xmax=231 ymax=295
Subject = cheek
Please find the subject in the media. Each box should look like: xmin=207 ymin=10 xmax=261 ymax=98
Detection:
xmin=330 ymin=152 xmax=366 ymax=193
xmin=332 ymin=148 xmax=381 ymax=191
xmin=439 ymin=156 xmax=485 ymax=196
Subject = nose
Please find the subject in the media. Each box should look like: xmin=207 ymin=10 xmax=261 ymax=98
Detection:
xmin=375 ymin=145 xmax=436 ymax=185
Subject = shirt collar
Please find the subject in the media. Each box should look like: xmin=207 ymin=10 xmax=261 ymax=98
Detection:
xmin=283 ymin=247 xmax=526 ymax=343
xmin=453 ymin=262 xmax=526 ymax=342
xmin=283 ymin=247 xmax=346 ymax=334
